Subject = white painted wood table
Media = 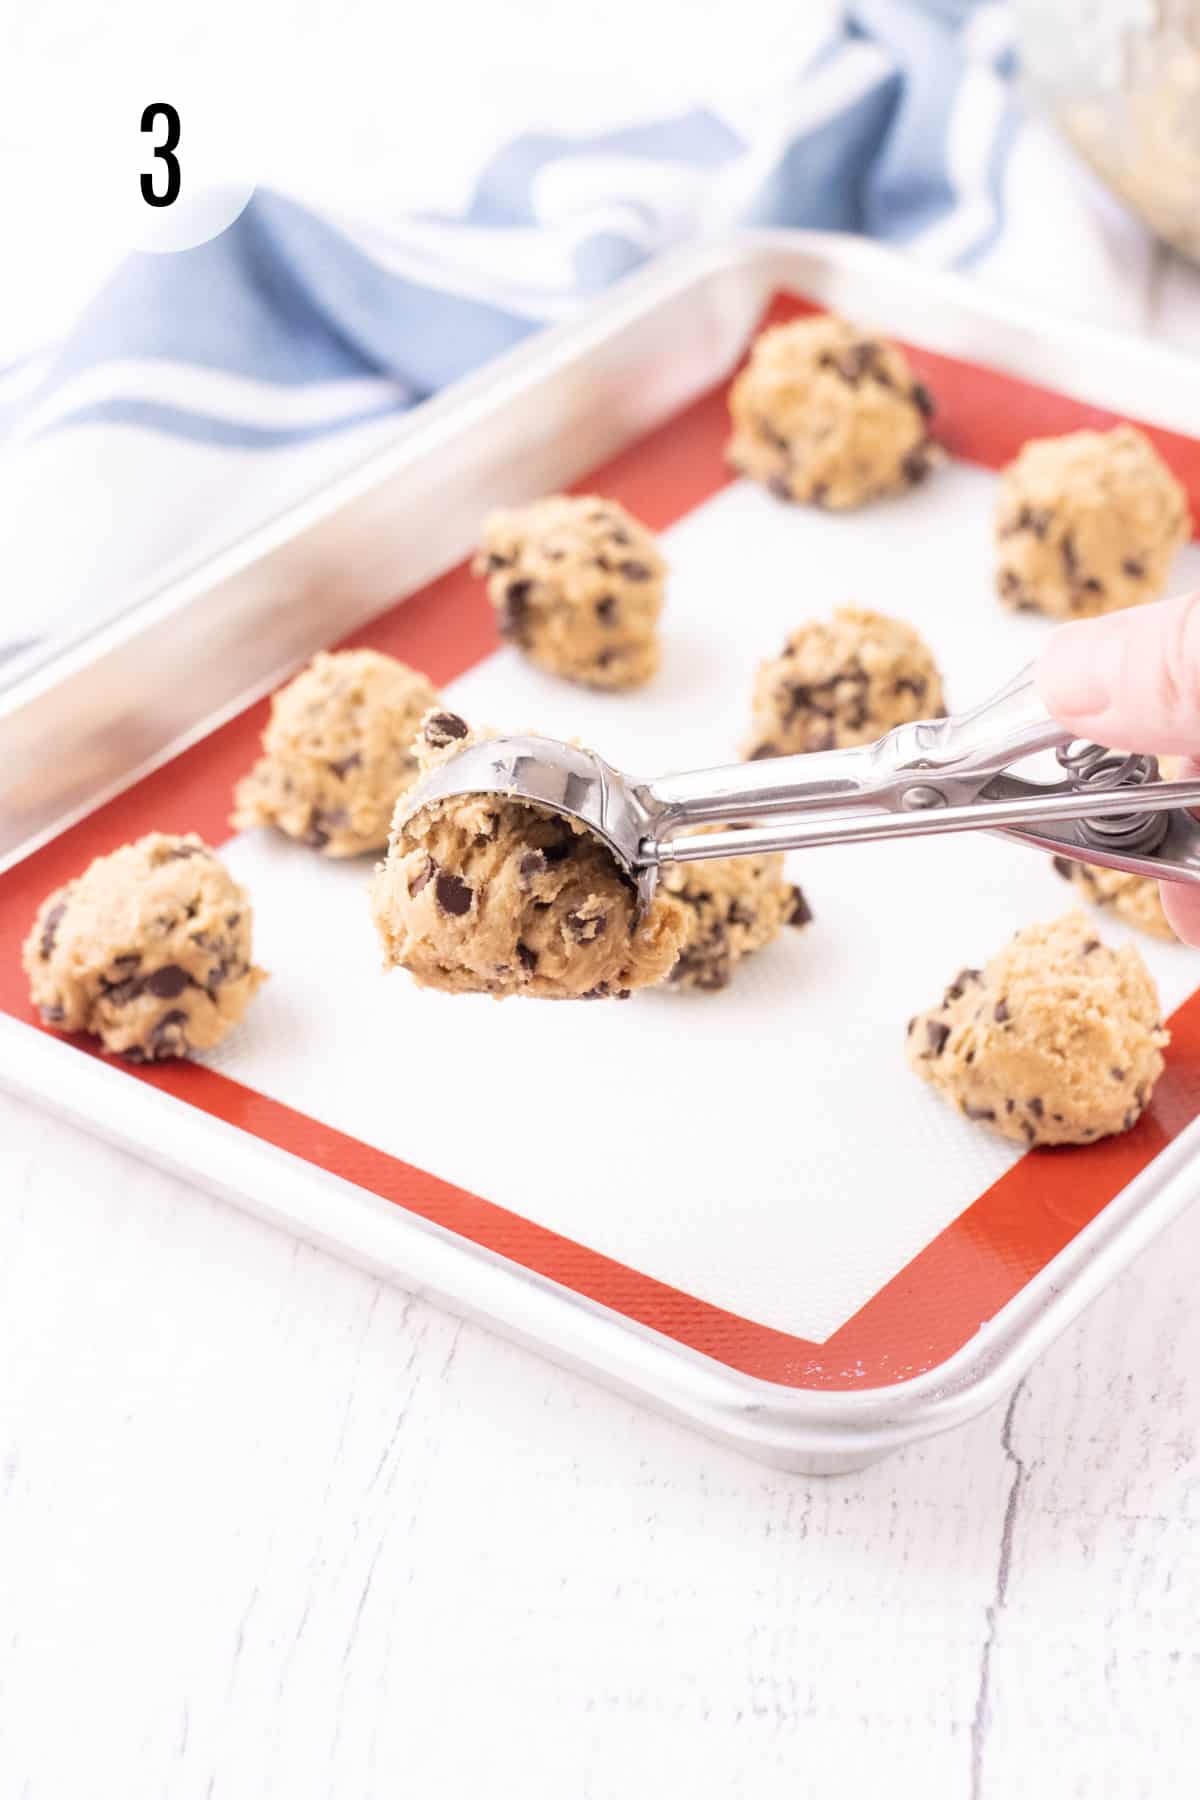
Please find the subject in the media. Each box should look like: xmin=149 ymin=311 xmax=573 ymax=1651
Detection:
xmin=3 ymin=1079 xmax=1199 ymax=1799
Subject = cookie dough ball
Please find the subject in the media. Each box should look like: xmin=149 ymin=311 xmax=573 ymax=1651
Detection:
xmin=746 ymin=607 xmax=945 ymax=759
xmin=727 ymin=315 xmax=939 ymax=509
xmin=23 ymin=834 xmax=266 ymax=1062
xmin=475 ymin=495 xmax=666 ymax=689
xmin=995 ymin=426 xmax=1190 ymax=618
xmin=1053 ymin=855 xmax=1176 ymax=942
xmin=906 ymin=911 xmax=1167 ymax=1146
xmin=661 ymin=840 xmax=812 ymax=991
xmin=234 ymin=649 xmax=440 ymax=856
xmin=370 ymin=712 xmax=686 ymax=999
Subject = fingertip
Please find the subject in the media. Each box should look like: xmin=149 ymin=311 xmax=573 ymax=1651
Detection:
xmin=1160 ymin=880 xmax=1200 ymax=947
xmin=1035 ymin=615 xmax=1120 ymax=722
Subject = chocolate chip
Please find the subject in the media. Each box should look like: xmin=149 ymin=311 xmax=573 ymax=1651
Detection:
xmin=1061 ymin=533 xmax=1079 ymax=576
xmin=145 ymin=1009 xmax=190 ymax=1060
xmin=894 ymin=676 xmax=927 ymax=701
xmin=162 ymin=843 xmax=207 ymax=862
xmin=911 ymin=381 xmax=935 ymax=419
xmin=728 ymin=901 xmax=755 ymax=928
xmin=756 ymin=417 xmax=790 ymax=454
xmin=206 ymin=961 xmax=234 ymax=994
xmin=39 ymin=1004 xmax=66 ymax=1025
xmin=566 ymin=910 xmax=606 ymax=943
xmin=1122 ymin=558 xmax=1146 ymax=579
xmin=607 ymin=524 xmax=632 ymax=546
xmin=998 ymin=570 xmax=1022 ymax=598
xmin=901 ymin=446 xmax=930 ymax=487
xmin=39 ymin=903 xmax=66 ymax=961
xmin=944 ymin=968 xmax=981 ymax=1003
xmin=810 ymin=482 xmax=830 ymax=507
xmin=964 ymin=1104 xmax=996 ymax=1121
xmin=409 ymin=855 xmax=435 ymax=897
xmin=1028 ymin=1097 xmax=1044 ymax=1119
xmin=1022 ymin=1120 xmax=1037 ymax=1145
xmin=303 ymin=813 xmax=330 ymax=850
xmin=226 ymin=912 xmax=241 ymax=928
xmin=1005 ymin=505 xmax=1051 ymax=540
xmin=595 ymin=596 xmax=617 ymax=622
xmin=994 ymin=999 xmax=1010 ymax=1024
xmin=485 ymin=551 xmax=513 ymax=571
xmin=501 ymin=581 xmax=533 ymax=643
xmin=327 ymin=752 xmax=363 ymax=780
xmin=1006 ymin=1098 xmax=1015 ymax=1113
xmin=1082 ymin=938 xmax=1100 ymax=955
xmin=619 ymin=560 xmax=652 ymax=582
xmin=516 ymin=941 xmax=538 ymax=971
xmin=1111 ymin=1067 xmax=1126 ymax=1082
xmin=822 ymin=341 xmax=886 ymax=385
xmin=787 ymin=887 xmax=813 ymax=927
xmin=518 ymin=850 xmax=546 ymax=883
xmin=424 ymin=711 xmax=469 ymax=748
xmin=435 ymin=871 xmax=473 ymax=916
xmin=748 ymin=742 xmax=778 ymax=761
xmin=104 ymin=978 xmax=144 ymax=1007
xmin=767 ymin=473 xmax=794 ymax=502
xmin=907 ymin=1016 xmax=917 ymax=1037
xmin=144 ymin=964 xmax=189 ymax=999
xmin=925 ymin=1018 xmax=951 ymax=1057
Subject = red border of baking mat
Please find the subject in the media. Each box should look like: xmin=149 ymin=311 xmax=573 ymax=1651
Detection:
xmin=6 ymin=293 xmax=1200 ymax=1391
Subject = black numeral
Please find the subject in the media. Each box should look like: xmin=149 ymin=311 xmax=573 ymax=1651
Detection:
xmin=140 ymin=103 xmax=181 ymax=208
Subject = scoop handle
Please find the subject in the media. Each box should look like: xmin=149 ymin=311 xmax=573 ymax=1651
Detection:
xmin=639 ymin=665 xmax=1071 ymax=836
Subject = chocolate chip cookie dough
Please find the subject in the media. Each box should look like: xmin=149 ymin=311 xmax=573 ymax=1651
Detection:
xmin=370 ymin=712 xmax=686 ymax=998
xmin=1052 ymin=855 xmax=1176 ymax=942
xmin=23 ymin=833 xmax=266 ymax=1061
xmin=906 ymin=911 xmax=1167 ymax=1146
xmin=475 ymin=495 xmax=666 ymax=689
xmin=746 ymin=607 xmax=945 ymax=759
xmin=234 ymin=649 xmax=440 ymax=856
xmin=727 ymin=315 xmax=939 ymax=509
xmin=995 ymin=426 xmax=1190 ymax=618
xmin=661 ymin=839 xmax=812 ymax=991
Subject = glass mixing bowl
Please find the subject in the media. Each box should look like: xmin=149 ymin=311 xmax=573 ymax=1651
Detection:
xmin=1016 ymin=0 xmax=1200 ymax=261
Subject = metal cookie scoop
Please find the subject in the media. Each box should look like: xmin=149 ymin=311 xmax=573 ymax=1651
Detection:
xmin=395 ymin=667 xmax=1200 ymax=915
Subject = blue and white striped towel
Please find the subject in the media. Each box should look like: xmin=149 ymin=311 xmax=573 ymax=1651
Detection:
xmin=0 ymin=0 xmax=1170 ymax=680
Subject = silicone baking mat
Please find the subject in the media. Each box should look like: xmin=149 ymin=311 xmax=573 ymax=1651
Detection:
xmin=5 ymin=294 xmax=1200 ymax=1390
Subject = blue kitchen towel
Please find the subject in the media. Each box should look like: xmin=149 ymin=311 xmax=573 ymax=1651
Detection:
xmin=3 ymin=1 xmax=1017 ymax=451
xmin=0 ymin=0 xmax=1020 ymax=669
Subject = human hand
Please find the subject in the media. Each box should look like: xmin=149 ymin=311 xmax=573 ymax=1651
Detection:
xmin=1036 ymin=592 xmax=1200 ymax=945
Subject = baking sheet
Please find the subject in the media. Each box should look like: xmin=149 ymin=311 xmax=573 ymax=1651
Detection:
xmin=6 ymin=252 xmax=1200 ymax=1468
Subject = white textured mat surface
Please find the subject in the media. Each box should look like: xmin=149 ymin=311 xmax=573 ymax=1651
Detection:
xmin=210 ymin=468 xmax=1200 ymax=1342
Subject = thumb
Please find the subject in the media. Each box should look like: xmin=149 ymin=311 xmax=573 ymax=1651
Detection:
xmin=1036 ymin=591 xmax=1200 ymax=756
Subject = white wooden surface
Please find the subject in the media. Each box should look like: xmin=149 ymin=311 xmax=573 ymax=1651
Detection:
xmin=3 ymin=1082 xmax=1200 ymax=1799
